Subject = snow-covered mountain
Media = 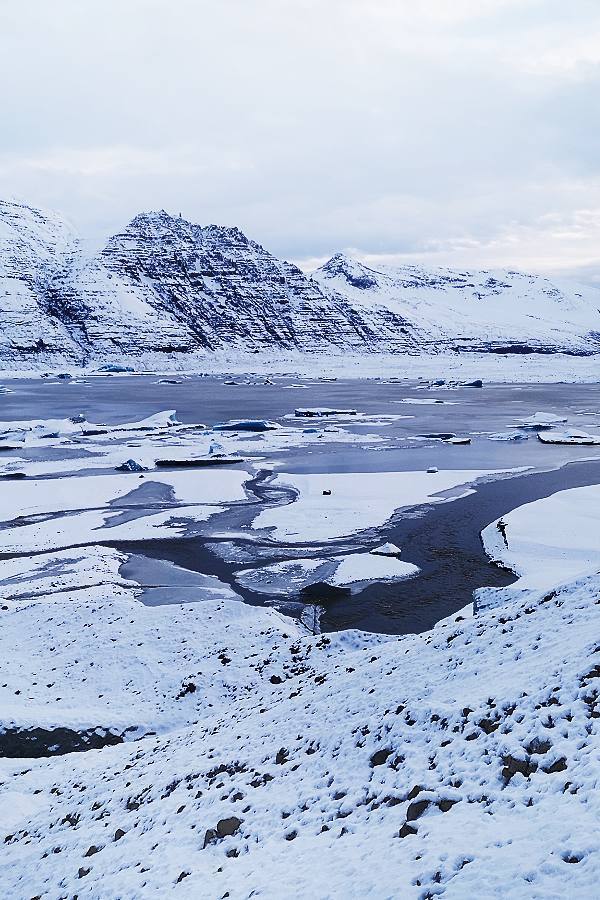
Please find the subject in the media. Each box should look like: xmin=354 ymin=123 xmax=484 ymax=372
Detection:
xmin=314 ymin=253 xmax=600 ymax=355
xmin=1 ymin=199 xmax=599 ymax=367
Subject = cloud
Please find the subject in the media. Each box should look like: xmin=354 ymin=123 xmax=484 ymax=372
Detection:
xmin=1 ymin=0 xmax=599 ymax=279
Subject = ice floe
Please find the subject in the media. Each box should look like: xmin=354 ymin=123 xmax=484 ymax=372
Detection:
xmin=537 ymin=429 xmax=600 ymax=445
xmin=252 ymin=468 xmax=518 ymax=542
xmin=480 ymin=482 xmax=600 ymax=594
xmin=236 ymin=551 xmax=419 ymax=597
xmin=516 ymin=411 xmax=568 ymax=431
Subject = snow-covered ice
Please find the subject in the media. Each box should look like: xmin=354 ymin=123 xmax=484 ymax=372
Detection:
xmin=480 ymin=483 xmax=600 ymax=593
xmin=252 ymin=469 xmax=519 ymax=542
xmin=537 ymin=429 xmax=600 ymax=445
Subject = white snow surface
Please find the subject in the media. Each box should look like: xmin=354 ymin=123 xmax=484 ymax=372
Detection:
xmin=1 ymin=497 xmax=600 ymax=896
xmin=480 ymin=483 xmax=600 ymax=594
xmin=329 ymin=552 xmax=418 ymax=587
xmin=253 ymin=468 xmax=519 ymax=542
xmin=0 ymin=469 xmax=248 ymax=553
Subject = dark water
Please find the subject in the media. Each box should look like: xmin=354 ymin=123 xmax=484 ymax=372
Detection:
xmin=109 ymin=459 xmax=600 ymax=635
xmin=2 ymin=375 xmax=600 ymax=635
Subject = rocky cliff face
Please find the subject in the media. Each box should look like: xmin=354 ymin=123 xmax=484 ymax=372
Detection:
xmin=1 ymin=199 xmax=599 ymax=367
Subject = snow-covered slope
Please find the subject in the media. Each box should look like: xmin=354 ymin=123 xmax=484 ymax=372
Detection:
xmin=0 ymin=200 xmax=86 ymax=363
xmin=1 ymin=199 xmax=600 ymax=367
xmin=314 ymin=253 xmax=600 ymax=355
xmin=1 ymin=497 xmax=599 ymax=896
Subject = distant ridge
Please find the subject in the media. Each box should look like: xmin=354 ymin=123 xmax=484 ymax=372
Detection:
xmin=1 ymin=199 xmax=599 ymax=367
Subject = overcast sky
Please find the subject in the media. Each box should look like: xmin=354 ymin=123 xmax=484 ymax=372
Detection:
xmin=2 ymin=0 xmax=600 ymax=277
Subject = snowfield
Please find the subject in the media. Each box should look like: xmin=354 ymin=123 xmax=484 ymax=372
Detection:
xmin=0 ymin=480 xmax=599 ymax=896
xmin=479 ymin=483 xmax=600 ymax=598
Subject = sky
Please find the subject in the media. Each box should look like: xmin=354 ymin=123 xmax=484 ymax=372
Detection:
xmin=2 ymin=0 xmax=600 ymax=279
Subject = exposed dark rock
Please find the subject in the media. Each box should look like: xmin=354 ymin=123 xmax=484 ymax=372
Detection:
xmin=406 ymin=799 xmax=431 ymax=821
xmin=0 ymin=725 xmax=124 ymax=758
xmin=370 ymin=748 xmax=393 ymax=767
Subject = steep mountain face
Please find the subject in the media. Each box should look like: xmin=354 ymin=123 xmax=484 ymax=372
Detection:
xmin=0 ymin=201 xmax=85 ymax=362
xmin=79 ymin=211 xmax=382 ymax=354
xmin=1 ymin=199 xmax=599 ymax=367
xmin=314 ymin=253 xmax=600 ymax=354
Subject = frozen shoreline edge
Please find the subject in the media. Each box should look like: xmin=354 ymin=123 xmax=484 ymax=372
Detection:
xmin=0 ymin=351 xmax=599 ymax=383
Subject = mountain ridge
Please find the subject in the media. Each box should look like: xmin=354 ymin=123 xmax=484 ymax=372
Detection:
xmin=1 ymin=199 xmax=599 ymax=367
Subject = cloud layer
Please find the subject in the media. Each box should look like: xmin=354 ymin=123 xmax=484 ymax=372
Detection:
xmin=1 ymin=0 xmax=600 ymax=277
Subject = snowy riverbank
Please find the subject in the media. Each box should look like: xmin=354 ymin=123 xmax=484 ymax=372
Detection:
xmin=0 ymin=350 xmax=599 ymax=383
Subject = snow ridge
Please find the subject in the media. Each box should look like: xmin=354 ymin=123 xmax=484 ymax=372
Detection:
xmin=1 ymin=199 xmax=600 ymax=367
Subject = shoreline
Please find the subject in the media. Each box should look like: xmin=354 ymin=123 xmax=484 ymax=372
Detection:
xmin=0 ymin=350 xmax=599 ymax=383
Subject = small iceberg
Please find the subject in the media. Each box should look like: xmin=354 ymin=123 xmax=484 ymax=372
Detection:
xmin=537 ymin=429 xmax=600 ymax=446
xmin=398 ymin=398 xmax=445 ymax=405
xmin=488 ymin=431 xmax=528 ymax=442
xmin=517 ymin=412 xmax=568 ymax=431
xmin=97 ymin=364 xmax=135 ymax=373
xmin=370 ymin=542 xmax=402 ymax=557
xmin=214 ymin=419 xmax=280 ymax=432
xmin=420 ymin=432 xmax=456 ymax=441
xmin=85 ymin=410 xmax=185 ymax=434
xmin=115 ymin=459 xmax=148 ymax=472
xmin=295 ymin=407 xmax=357 ymax=417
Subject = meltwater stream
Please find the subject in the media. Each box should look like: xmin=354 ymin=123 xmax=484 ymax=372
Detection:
xmin=111 ymin=458 xmax=600 ymax=635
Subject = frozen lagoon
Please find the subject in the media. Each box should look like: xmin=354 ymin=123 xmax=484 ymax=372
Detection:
xmin=1 ymin=373 xmax=600 ymax=634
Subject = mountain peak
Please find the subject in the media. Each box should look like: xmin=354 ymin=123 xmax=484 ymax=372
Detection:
xmin=318 ymin=253 xmax=379 ymax=290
